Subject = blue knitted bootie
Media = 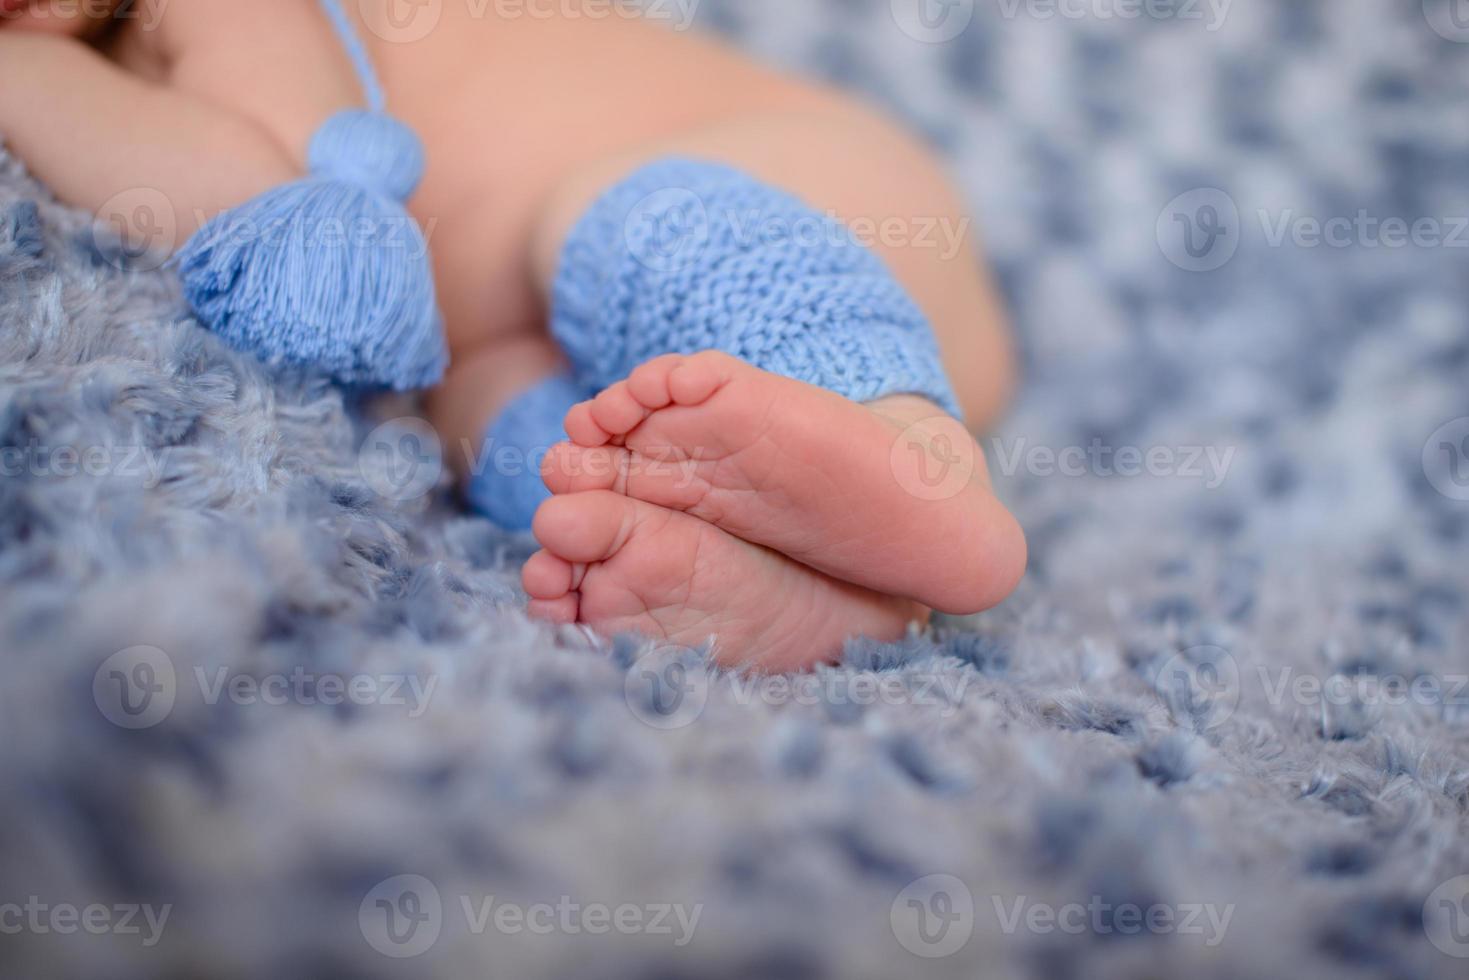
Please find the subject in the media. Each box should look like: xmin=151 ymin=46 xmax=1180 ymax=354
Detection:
xmin=466 ymin=372 xmax=592 ymax=530
xmin=549 ymin=157 xmax=961 ymax=415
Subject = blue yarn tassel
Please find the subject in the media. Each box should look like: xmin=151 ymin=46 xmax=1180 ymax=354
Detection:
xmin=175 ymin=110 xmax=447 ymax=390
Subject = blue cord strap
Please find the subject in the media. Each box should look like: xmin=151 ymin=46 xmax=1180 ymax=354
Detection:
xmin=172 ymin=0 xmax=447 ymax=391
xmin=317 ymin=0 xmax=388 ymax=112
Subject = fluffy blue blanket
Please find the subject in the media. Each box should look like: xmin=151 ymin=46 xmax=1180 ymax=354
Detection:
xmin=1 ymin=1 xmax=1466 ymax=977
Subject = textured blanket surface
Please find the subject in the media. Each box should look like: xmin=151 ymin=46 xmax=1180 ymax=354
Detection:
xmin=1 ymin=1 xmax=1467 ymax=978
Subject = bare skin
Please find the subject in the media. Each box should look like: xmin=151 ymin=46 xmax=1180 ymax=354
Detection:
xmin=0 ymin=0 xmax=1024 ymax=669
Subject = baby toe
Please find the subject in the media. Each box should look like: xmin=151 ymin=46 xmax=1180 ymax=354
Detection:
xmin=590 ymin=382 xmax=650 ymax=435
xmin=522 ymin=549 xmax=575 ymax=599
xmin=667 ymin=350 xmax=737 ymax=405
xmin=541 ymin=441 xmax=628 ymax=495
xmin=563 ymin=400 xmax=612 ymax=447
xmin=626 ymin=354 xmax=685 ymax=409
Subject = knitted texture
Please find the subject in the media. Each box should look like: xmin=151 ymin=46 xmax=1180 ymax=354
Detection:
xmin=549 ymin=157 xmax=962 ymax=416
xmin=467 ymin=371 xmax=592 ymax=530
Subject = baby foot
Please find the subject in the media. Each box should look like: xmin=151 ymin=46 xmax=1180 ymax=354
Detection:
xmin=544 ymin=351 xmax=1025 ymax=614
xmin=522 ymin=490 xmax=923 ymax=672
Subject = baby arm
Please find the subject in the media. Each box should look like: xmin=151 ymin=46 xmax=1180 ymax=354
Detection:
xmin=0 ymin=32 xmax=298 ymax=249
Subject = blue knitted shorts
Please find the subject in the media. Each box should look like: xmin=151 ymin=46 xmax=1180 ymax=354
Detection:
xmin=469 ymin=158 xmax=961 ymax=529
